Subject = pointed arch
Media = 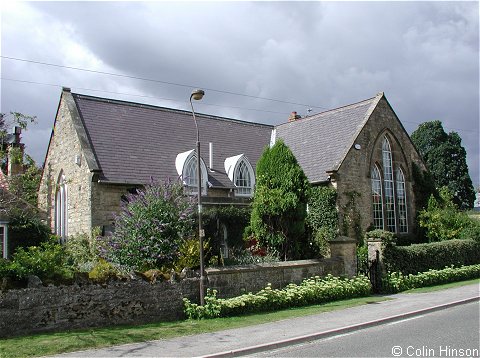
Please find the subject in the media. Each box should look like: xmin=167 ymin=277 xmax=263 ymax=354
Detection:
xmin=175 ymin=149 xmax=208 ymax=195
xmin=224 ymin=154 xmax=255 ymax=197
xmin=371 ymin=164 xmax=384 ymax=230
xmin=55 ymin=171 xmax=68 ymax=242
xmin=382 ymin=136 xmax=396 ymax=232
xmin=396 ymin=167 xmax=408 ymax=233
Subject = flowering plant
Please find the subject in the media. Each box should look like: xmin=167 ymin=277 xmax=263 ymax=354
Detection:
xmin=99 ymin=178 xmax=195 ymax=271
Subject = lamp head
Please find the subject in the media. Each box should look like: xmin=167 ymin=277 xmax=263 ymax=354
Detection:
xmin=191 ymin=89 xmax=205 ymax=101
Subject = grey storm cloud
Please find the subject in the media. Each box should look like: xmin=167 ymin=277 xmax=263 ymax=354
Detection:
xmin=1 ymin=1 xmax=479 ymax=187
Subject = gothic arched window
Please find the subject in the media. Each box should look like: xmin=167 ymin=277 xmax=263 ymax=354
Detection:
xmin=371 ymin=165 xmax=384 ymax=230
xmin=371 ymin=134 xmax=409 ymax=234
xmin=396 ymin=167 xmax=408 ymax=233
xmin=55 ymin=172 xmax=68 ymax=242
xmin=234 ymin=159 xmax=253 ymax=196
xmin=382 ymin=137 xmax=396 ymax=232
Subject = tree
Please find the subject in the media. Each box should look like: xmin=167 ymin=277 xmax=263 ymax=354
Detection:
xmin=250 ymin=140 xmax=311 ymax=260
xmin=411 ymin=120 xmax=475 ymax=210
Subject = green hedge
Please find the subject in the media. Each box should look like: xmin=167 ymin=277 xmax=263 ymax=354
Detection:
xmin=183 ymin=275 xmax=371 ymax=319
xmin=383 ymin=239 xmax=480 ymax=275
xmin=382 ymin=264 xmax=480 ymax=293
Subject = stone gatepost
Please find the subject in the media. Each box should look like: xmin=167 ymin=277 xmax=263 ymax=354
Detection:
xmin=366 ymin=238 xmax=384 ymax=273
xmin=329 ymin=236 xmax=357 ymax=277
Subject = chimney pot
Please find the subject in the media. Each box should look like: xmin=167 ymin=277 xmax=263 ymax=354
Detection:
xmin=288 ymin=111 xmax=301 ymax=122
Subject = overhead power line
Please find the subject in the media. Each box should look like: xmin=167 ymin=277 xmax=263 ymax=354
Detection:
xmin=1 ymin=55 xmax=328 ymax=110
xmin=0 ymin=77 xmax=289 ymax=116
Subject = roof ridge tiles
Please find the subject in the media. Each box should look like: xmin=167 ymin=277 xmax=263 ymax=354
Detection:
xmin=72 ymin=92 xmax=274 ymax=129
xmin=275 ymin=94 xmax=379 ymax=127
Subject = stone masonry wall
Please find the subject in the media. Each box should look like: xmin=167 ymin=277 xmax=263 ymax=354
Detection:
xmin=335 ymin=97 xmax=426 ymax=236
xmin=91 ymin=183 xmax=131 ymax=230
xmin=0 ymin=255 xmax=349 ymax=337
xmin=38 ymin=95 xmax=94 ymax=236
xmin=0 ymin=278 xmax=199 ymax=338
xmin=206 ymin=258 xmax=344 ymax=298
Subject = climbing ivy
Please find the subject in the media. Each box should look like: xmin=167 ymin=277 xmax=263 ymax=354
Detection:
xmin=305 ymin=186 xmax=338 ymax=257
xmin=341 ymin=191 xmax=363 ymax=243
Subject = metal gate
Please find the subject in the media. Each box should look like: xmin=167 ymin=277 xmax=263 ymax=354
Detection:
xmin=358 ymin=250 xmax=382 ymax=293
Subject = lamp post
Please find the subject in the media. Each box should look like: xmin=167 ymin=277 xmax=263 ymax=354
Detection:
xmin=189 ymin=89 xmax=206 ymax=306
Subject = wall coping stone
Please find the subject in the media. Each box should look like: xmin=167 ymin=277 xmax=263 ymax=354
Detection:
xmin=206 ymin=259 xmax=338 ymax=275
xmin=330 ymin=236 xmax=357 ymax=244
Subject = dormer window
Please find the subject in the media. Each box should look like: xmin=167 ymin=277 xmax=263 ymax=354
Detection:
xmin=225 ymin=154 xmax=255 ymax=197
xmin=175 ymin=149 xmax=208 ymax=195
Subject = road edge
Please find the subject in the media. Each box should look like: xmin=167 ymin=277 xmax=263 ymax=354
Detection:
xmin=200 ymin=296 xmax=479 ymax=358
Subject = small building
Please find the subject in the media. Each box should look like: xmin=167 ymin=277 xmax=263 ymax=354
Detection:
xmin=38 ymin=89 xmax=426 ymax=243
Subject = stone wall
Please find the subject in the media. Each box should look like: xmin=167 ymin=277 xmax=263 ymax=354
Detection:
xmin=91 ymin=183 xmax=131 ymax=230
xmin=0 ymin=248 xmax=353 ymax=337
xmin=0 ymin=278 xmax=199 ymax=338
xmin=206 ymin=258 xmax=344 ymax=299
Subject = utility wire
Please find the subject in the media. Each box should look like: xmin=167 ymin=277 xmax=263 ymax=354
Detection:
xmin=1 ymin=55 xmax=328 ymax=110
xmin=1 ymin=77 xmax=289 ymax=116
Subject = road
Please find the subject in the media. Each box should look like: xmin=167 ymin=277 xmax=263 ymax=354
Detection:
xmin=251 ymin=301 xmax=480 ymax=357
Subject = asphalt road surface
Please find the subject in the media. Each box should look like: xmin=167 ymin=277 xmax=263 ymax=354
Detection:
xmin=251 ymin=301 xmax=480 ymax=357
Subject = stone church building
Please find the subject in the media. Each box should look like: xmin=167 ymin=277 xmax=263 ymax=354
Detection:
xmin=38 ymin=88 xmax=426 ymax=242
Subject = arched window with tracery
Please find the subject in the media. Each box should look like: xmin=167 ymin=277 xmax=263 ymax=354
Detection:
xmin=235 ymin=159 xmax=253 ymax=196
xmin=371 ymin=133 xmax=410 ymax=234
xmin=371 ymin=165 xmax=384 ymax=230
xmin=184 ymin=155 xmax=198 ymax=188
xmin=396 ymin=167 xmax=408 ymax=233
xmin=225 ymin=154 xmax=255 ymax=197
xmin=55 ymin=172 xmax=68 ymax=242
xmin=382 ymin=137 xmax=396 ymax=232
xmin=176 ymin=149 xmax=208 ymax=195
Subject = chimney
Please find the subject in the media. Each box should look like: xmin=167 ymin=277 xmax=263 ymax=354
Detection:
xmin=7 ymin=127 xmax=25 ymax=177
xmin=288 ymin=111 xmax=301 ymax=122
xmin=209 ymin=142 xmax=213 ymax=170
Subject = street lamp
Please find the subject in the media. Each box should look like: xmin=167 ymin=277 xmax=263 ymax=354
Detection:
xmin=189 ymin=89 xmax=206 ymax=306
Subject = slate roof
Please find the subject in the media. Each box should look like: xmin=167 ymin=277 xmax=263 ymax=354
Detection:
xmin=275 ymin=93 xmax=383 ymax=183
xmin=71 ymin=93 xmax=273 ymax=186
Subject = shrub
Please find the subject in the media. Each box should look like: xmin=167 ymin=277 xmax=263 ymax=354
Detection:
xmin=88 ymin=259 xmax=122 ymax=283
xmin=65 ymin=228 xmax=102 ymax=272
xmin=98 ymin=178 xmax=195 ymax=271
xmin=8 ymin=237 xmax=72 ymax=282
xmin=183 ymin=274 xmax=371 ymax=319
xmin=224 ymin=247 xmax=279 ymax=266
xmin=383 ymin=239 xmax=480 ymax=275
xmin=382 ymin=264 xmax=480 ymax=293
xmin=7 ymin=209 xmax=51 ymax=255
xmin=418 ymin=187 xmax=479 ymax=242
xmin=173 ymin=238 xmax=212 ymax=272
xmin=250 ymin=140 xmax=311 ymax=260
xmin=0 ymin=258 xmax=13 ymax=279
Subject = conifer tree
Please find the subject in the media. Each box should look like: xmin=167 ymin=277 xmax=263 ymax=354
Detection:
xmin=250 ymin=140 xmax=310 ymax=260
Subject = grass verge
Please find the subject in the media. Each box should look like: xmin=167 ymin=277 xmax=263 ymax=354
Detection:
xmin=0 ymin=296 xmax=388 ymax=358
xmin=403 ymin=277 xmax=479 ymax=294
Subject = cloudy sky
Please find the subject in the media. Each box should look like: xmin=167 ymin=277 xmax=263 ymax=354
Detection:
xmin=1 ymin=1 xmax=479 ymax=187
